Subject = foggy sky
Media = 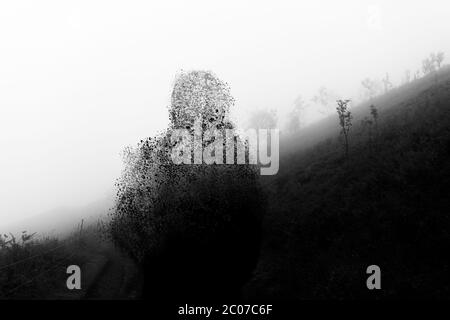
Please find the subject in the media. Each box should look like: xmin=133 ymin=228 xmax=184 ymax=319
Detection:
xmin=1 ymin=0 xmax=449 ymax=227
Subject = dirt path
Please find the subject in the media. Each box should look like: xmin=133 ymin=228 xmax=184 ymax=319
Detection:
xmin=84 ymin=250 xmax=142 ymax=300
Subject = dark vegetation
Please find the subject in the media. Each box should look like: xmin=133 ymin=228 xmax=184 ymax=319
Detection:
xmin=246 ymin=65 xmax=450 ymax=299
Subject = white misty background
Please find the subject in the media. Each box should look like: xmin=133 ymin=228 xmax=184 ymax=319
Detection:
xmin=0 ymin=0 xmax=449 ymax=229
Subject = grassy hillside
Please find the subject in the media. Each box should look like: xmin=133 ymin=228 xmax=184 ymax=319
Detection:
xmin=1 ymin=196 xmax=112 ymax=238
xmin=0 ymin=231 xmax=87 ymax=299
xmin=0 ymin=222 xmax=140 ymax=300
xmin=246 ymin=67 xmax=450 ymax=299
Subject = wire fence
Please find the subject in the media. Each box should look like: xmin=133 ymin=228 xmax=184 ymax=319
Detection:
xmin=1 ymin=251 xmax=77 ymax=299
xmin=0 ymin=241 xmax=70 ymax=272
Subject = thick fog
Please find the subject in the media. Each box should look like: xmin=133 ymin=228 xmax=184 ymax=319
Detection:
xmin=1 ymin=0 xmax=449 ymax=228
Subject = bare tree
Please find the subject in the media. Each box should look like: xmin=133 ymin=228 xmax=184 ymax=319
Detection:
xmin=436 ymin=52 xmax=445 ymax=68
xmin=336 ymin=99 xmax=353 ymax=159
xmin=361 ymin=104 xmax=379 ymax=152
xmin=414 ymin=70 xmax=421 ymax=81
xmin=423 ymin=52 xmax=444 ymax=84
xmin=287 ymin=95 xmax=307 ymax=133
xmin=422 ymin=57 xmax=436 ymax=75
xmin=247 ymin=108 xmax=277 ymax=130
xmin=382 ymin=73 xmax=393 ymax=94
xmin=369 ymin=104 xmax=378 ymax=123
xmin=423 ymin=52 xmax=445 ymax=73
xmin=361 ymin=78 xmax=380 ymax=100
xmin=312 ymin=86 xmax=338 ymax=114
xmin=361 ymin=116 xmax=374 ymax=149
xmin=403 ymin=70 xmax=411 ymax=84
xmin=430 ymin=52 xmax=437 ymax=66
xmin=369 ymin=104 xmax=379 ymax=138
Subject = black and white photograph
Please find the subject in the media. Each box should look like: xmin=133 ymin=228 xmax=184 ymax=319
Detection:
xmin=1 ymin=0 xmax=450 ymax=316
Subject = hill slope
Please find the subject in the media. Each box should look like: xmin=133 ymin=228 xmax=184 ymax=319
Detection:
xmin=1 ymin=196 xmax=112 ymax=238
xmin=246 ymin=67 xmax=450 ymax=299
